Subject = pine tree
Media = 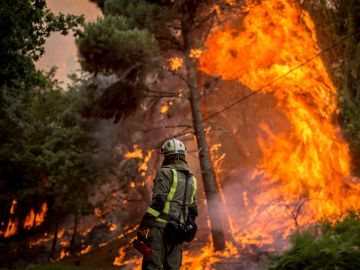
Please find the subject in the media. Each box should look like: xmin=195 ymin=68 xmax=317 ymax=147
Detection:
xmin=77 ymin=0 xmax=241 ymax=250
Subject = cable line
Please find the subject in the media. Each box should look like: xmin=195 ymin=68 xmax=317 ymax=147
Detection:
xmin=202 ymin=28 xmax=360 ymax=122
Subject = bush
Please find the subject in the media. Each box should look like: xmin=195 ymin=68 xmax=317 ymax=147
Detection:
xmin=270 ymin=213 xmax=360 ymax=270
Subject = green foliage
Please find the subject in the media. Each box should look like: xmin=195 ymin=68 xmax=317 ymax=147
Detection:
xmin=0 ymin=0 xmax=92 ymax=235
xmin=0 ymin=70 xmax=97 ymax=223
xmin=0 ymin=0 xmax=84 ymax=89
xmin=90 ymin=0 xmax=106 ymax=11
xmin=270 ymin=213 xmax=360 ymax=270
xmin=76 ymin=1 xmax=164 ymax=120
xmin=79 ymin=79 xmax=144 ymax=122
xmin=77 ymin=15 xmax=159 ymax=74
xmin=104 ymin=0 xmax=168 ymax=30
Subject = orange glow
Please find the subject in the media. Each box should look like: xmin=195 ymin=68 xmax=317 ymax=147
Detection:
xmin=214 ymin=4 xmax=221 ymax=16
xmin=10 ymin=199 xmax=17 ymax=214
xmin=200 ymin=0 xmax=359 ymax=248
xmin=168 ymin=57 xmax=183 ymax=71
xmin=94 ymin=207 xmax=102 ymax=218
xmin=178 ymin=89 xmax=183 ymax=97
xmin=182 ymin=240 xmax=239 ymax=269
xmin=3 ymin=220 xmax=17 ymax=238
xmin=124 ymin=145 xmax=143 ymax=159
xmin=80 ymin=245 xmax=93 ymax=255
xmin=23 ymin=209 xmax=35 ymax=229
xmin=110 ymin=224 xmax=117 ymax=231
xmin=125 ymin=145 xmax=154 ymax=178
xmin=113 ymin=236 xmax=142 ymax=269
xmin=160 ymin=101 xmax=173 ymax=114
xmin=0 ymin=199 xmax=18 ymax=238
xmin=24 ymin=202 xmax=48 ymax=230
xmin=59 ymin=249 xmax=69 ymax=259
xmin=35 ymin=202 xmax=47 ymax=226
xmin=189 ymin=49 xmax=203 ymax=59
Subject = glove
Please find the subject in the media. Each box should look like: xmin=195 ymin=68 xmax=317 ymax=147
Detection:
xmin=137 ymin=213 xmax=155 ymax=242
xmin=137 ymin=228 xmax=147 ymax=242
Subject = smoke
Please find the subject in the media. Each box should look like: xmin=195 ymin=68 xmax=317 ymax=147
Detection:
xmin=36 ymin=0 xmax=101 ymax=85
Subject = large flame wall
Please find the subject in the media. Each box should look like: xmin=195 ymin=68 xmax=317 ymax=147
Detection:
xmin=200 ymin=0 xmax=360 ymax=247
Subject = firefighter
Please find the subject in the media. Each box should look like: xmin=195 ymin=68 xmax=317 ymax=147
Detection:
xmin=137 ymin=138 xmax=198 ymax=270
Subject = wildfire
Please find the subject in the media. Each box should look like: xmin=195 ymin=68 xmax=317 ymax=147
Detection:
xmin=1 ymin=200 xmax=47 ymax=238
xmin=199 ymin=0 xmax=360 ymax=248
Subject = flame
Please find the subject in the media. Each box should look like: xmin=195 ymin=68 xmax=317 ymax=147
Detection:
xmin=182 ymin=240 xmax=239 ymax=269
xmin=214 ymin=4 xmax=221 ymax=16
xmin=80 ymin=245 xmax=93 ymax=255
xmin=160 ymin=101 xmax=173 ymax=114
xmin=10 ymin=199 xmax=17 ymax=214
xmin=124 ymin=145 xmax=143 ymax=159
xmin=199 ymin=0 xmax=360 ymax=249
xmin=35 ymin=202 xmax=47 ymax=225
xmin=168 ymin=57 xmax=183 ymax=71
xmin=124 ymin=145 xmax=154 ymax=178
xmin=189 ymin=49 xmax=203 ymax=59
xmin=110 ymin=224 xmax=117 ymax=231
xmin=23 ymin=210 xmax=35 ymax=229
xmin=94 ymin=207 xmax=102 ymax=218
xmin=0 ymin=199 xmax=17 ymax=238
xmin=113 ymin=233 xmax=142 ymax=269
xmin=23 ymin=202 xmax=48 ymax=229
xmin=59 ymin=249 xmax=69 ymax=259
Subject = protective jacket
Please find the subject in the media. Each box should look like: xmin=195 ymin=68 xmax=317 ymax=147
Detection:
xmin=145 ymin=160 xmax=198 ymax=227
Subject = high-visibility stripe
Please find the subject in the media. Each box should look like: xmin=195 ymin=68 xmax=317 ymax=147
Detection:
xmin=163 ymin=169 xmax=178 ymax=214
xmin=155 ymin=217 xmax=167 ymax=223
xmin=190 ymin=176 xmax=197 ymax=205
xmin=146 ymin=207 xmax=160 ymax=217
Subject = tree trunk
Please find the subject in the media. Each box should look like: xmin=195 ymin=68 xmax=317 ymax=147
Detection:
xmin=49 ymin=222 xmax=58 ymax=261
xmin=182 ymin=19 xmax=226 ymax=251
xmin=69 ymin=212 xmax=78 ymax=255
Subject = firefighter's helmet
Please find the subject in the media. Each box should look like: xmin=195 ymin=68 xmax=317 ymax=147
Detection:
xmin=161 ymin=138 xmax=186 ymax=156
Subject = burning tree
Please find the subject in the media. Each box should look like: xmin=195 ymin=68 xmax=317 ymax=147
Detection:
xmin=77 ymin=0 xmax=246 ymax=251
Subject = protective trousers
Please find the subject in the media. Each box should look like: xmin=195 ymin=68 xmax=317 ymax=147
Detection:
xmin=142 ymin=226 xmax=182 ymax=270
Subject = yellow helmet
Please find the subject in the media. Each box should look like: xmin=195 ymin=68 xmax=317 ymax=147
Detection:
xmin=161 ymin=138 xmax=186 ymax=156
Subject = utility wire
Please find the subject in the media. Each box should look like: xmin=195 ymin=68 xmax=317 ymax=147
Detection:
xmin=154 ymin=28 xmax=360 ymax=148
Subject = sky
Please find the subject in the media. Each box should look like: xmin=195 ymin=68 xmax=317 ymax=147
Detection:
xmin=36 ymin=0 xmax=101 ymax=86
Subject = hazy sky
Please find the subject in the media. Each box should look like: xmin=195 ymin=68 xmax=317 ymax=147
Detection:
xmin=37 ymin=0 xmax=101 ymax=86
